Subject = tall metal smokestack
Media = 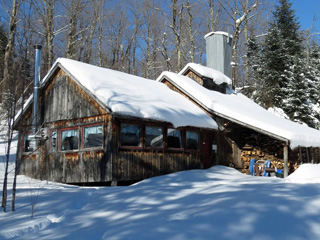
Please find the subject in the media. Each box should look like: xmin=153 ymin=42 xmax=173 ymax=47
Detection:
xmin=205 ymin=31 xmax=233 ymax=80
xmin=32 ymin=45 xmax=42 ymax=134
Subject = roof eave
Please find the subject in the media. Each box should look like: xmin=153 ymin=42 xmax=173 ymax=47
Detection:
xmin=159 ymin=74 xmax=290 ymax=145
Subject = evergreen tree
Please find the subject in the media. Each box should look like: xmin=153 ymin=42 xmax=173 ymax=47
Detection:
xmin=243 ymin=35 xmax=261 ymax=98
xmin=256 ymin=25 xmax=288 ymax=108
xmin=255 ymin=0 xmax=317 ymax=127
xmin=283 ymin=57 xmax=314 ymax=127
xmin=307 ymin=44 xmax=320 ymax=128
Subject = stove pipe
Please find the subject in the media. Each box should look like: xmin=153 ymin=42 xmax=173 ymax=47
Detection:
xmin=32 ymin=45 xmax=42 ymax=134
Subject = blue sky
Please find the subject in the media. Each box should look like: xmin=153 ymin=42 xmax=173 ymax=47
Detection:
xmin=291 ymin=0 xmax=320 ymax=30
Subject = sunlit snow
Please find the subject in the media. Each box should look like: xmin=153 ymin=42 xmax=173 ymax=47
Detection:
xmin=1 ymin=135 xmax=320 ymax=240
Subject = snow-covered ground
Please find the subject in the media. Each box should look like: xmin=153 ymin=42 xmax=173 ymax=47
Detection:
xmin=1 ymin=128 xmax=320 ymax=240
xmin=1 ymin=148 xmax=320 ymax=240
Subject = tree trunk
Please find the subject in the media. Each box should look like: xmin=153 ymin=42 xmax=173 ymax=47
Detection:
xmin=186 ymin=0 xmax=194 ymax=62
xmin=46 ymin=0 xmax=54 ymax=71
xmin=1 ymin=0 xmax=20 ymax=212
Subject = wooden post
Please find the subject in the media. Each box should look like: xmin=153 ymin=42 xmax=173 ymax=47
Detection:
xmin=298 ymin=147 xmax=303 ymax=164
xmin=311 ymin=147 xmax=314 ymax=164
xmin=283 ymin=144 xmax=289 ymax=178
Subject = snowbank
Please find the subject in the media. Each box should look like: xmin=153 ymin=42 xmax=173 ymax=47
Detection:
xmin=2 ymin=164 xmax=320 ymax=240
xmin=286 ymin=163 xmax=320 ymax=183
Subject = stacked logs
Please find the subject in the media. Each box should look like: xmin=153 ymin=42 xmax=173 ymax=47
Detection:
xmin=241 ymin=145 xmax=284 ymax=174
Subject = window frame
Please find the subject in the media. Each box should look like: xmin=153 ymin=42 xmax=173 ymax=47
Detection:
xmin=145 ymin=126 xmax=164 ymax=149
xmin=185 ymin=130 xmax=200 ymax=151
xmin=120 ymin=123 xmax=142 ymax=149
xmin=82 ymin=123 xmax=104 ymax=149
xmin=21 ymin=132 xmax=37 ymax=154
xmin=59 ymin=127 xmax=80 ymax=152
xmin=167 ymin=128 xmax=183 ymax=150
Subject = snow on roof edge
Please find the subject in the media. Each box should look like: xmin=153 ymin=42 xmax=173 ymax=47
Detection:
xmin=204 ymin=31 xmax=234 ymax=39
xmin=179 ymin=63 xmax=232 ymax=86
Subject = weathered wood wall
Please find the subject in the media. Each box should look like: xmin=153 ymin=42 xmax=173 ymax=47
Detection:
xmin=115 ymin=151 xmax=201 ymax=181
xmin=42 ymin=69 xmax=107 ymax=122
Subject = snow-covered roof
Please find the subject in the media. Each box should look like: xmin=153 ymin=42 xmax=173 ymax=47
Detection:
xmin=179 ymin=63 xmax=232 ymax=86
xmin=40 ymin=58 xmax=217 ymax=130
xmin=157 ymin=71 xmax=320 ymax=148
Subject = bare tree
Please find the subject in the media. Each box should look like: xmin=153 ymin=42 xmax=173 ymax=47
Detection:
xmin=208 ymin=0 xmax=222 ymax=32
xmin=29 ymin=0 xmax=55 ymax=72
xmin=304 ymin=15 xmax=320 ymax=64
xmin=1 ymin=0 xmax=20 ymax=213
xmin=64 ymin=0 xmax=86 ymax=59
xmin=218 ymin=0 xmax=258 ymax=86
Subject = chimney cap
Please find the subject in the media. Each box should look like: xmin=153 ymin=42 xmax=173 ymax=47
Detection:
xmin=204 ymin=31 xmax=233 ymax=39
xmin=34 ymin=44 xmax=42 ymax=49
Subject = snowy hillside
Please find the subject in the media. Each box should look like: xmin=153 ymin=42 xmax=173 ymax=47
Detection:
xmin=1 ymin=154 xmax=320 ymax=240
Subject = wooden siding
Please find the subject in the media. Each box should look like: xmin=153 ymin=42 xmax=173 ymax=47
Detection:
xmin=185 ymin=70 xmax=203 ymax=85
xmin=41 ymin=69 xmax=107 ymax=123
xmin=115 ymin=151 xmax=201 ymax=181
xmin=42 ymin=115 xmax=113 ymax=183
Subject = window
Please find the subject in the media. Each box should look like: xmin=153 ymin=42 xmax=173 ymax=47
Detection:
xmin=121 ymin=124 xmax=141 ymax=147
xmin=146 ymin=126 xmax=163 ymax=148
xmin=167 ymin=128 xmax=182 ymax=149
xmin=83 ymin=125 xmax=103 ymax=148
xmin=60 ymin=128 xmax=79 ymax=151
xmin=50 ymin=130 xmax=57 ymax=152
xmin=23 ymin=134 xmax=36 ymax=152
xmin=186 ymin=131 xmax=199 ymax=150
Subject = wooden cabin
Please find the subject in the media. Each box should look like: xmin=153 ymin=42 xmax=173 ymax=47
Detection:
xmin=157 ymin=64 xmax=320 ymax=177
xmin=14 ymin=58 xmax=218 ymax=185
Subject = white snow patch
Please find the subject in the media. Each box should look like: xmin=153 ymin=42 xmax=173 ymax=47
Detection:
xmin=204 ymin=31 xmax=233 ymax=39
xmin=286 ymin=164 xmax=320 ymax=183
xmin=267 ymin=107 xmax=290 ymax=119
xmin=178 ymin=63 xmax=232 ymax=85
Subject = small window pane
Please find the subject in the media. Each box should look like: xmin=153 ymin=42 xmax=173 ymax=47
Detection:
xmin=51 ymin=130 xmax=57 ymax=152
xmin=23 ymin=134 xmax=36 ymax=152
xmin=84 ymin=125 xmax=103 ymax=148
xmin=146 ymin=127 xmax=163 ymax=148
xmin=167 ymin=128 xmax=182 ymax=148
xmin=61 ymin=129 xmax=79 ymax=151
xmin=121 ymin=124 xmax=141 ymax=147
xmin=186 ymin=131 xmax=199 ymax=150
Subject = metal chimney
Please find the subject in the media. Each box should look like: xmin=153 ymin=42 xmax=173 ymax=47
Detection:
xmin=32 ymin=45 xmax=42 ymax=134
xmin=205 ymin=32 xmax=233 ymax=79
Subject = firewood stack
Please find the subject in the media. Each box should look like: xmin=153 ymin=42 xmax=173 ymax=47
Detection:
xmin=241 ymin=145 xmax=284 ymax=174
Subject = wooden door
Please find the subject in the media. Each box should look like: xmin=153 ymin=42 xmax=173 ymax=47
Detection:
xmin=202 ymin=131 xmax=212 ymax=169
